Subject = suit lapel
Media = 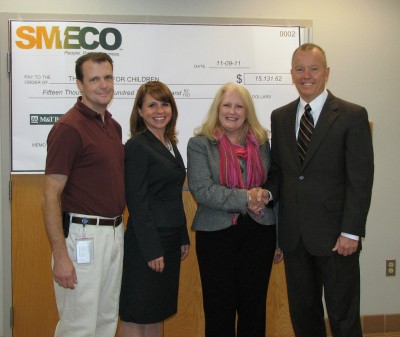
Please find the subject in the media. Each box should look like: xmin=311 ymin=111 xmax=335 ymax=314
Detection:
xmin=144 ymin=130 xmax=183 ymax=167
xmin=301 ymin=93 xmax=338 ymax=168
xmin=171 ymin=142 xmax=185 ymax=169
xmin=282 ymin=100 xmax=302 ymax=168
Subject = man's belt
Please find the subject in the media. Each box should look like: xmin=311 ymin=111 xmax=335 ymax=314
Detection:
xmin=71 ymin=215 xmax=122 ymax=227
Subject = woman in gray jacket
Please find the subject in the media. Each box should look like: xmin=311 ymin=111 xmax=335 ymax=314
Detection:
xmin=187 ymin=83 xmax=276 ymax=337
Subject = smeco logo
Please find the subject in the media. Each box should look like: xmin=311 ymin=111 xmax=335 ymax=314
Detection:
xmin=15 ymin=25 xmax=122 ymax=50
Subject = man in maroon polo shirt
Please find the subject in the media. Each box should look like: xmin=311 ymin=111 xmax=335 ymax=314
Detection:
xmin=42 ymin=52 xmax=125 ymax=337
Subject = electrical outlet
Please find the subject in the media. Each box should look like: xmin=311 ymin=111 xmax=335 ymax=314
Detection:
xmin=386 ymin=260 xmax=396 ymax=276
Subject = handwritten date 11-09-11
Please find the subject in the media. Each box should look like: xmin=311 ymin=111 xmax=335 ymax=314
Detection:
xmin=216 ymin=60 xmax=241 ymax=67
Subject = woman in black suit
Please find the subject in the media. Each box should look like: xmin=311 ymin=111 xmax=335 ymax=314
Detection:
xmin=119 ymin=81 xmax=190 ymax=337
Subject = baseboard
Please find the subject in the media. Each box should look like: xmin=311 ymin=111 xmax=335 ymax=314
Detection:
xmin=326 ymin=313 xmax=400 ymax=335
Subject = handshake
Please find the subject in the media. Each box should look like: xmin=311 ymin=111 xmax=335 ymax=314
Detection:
xmin=246 ymin=188 xmax=270 ymax=217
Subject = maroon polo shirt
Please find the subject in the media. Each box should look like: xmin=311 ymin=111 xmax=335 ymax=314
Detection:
xmin=45 ymin=97 xmax=125 ymax=217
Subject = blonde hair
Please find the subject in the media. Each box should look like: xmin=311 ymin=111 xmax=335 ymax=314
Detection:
xmin=195 ymin=83 xmax=268 ymax=144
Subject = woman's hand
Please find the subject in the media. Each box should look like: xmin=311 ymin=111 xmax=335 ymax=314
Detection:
xmin=181 ymin=244 xmax=190 ymax=260
xmin=148 ymin=256 xmax=165 ymax=272
xmin=274 ymin=248 xmax=284 ymax=264
xmin=247 ymin=188 xmax=269 ymax=215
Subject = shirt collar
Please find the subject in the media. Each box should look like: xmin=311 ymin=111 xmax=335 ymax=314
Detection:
xmin=75 ymin=96 xmax=111 ymax=120
xmin=299 ymin=89 xmax=328 ymax=117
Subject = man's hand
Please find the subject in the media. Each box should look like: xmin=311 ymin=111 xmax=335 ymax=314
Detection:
xmin=332 ymin=235 xmax=358 ymax=256
xmin=256 ymin=188 xmax=270 ymax=205
xmin=247 ymin=188 xmax=269 ymax=215
xmin=53 ymin=255 xmax=78 ymax=289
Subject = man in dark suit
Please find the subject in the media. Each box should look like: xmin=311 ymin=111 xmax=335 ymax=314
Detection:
xmin=266 ymin=43 xmax=374 ymax=337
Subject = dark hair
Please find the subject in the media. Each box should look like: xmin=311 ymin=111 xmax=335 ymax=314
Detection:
xmin=75 ymin=52 xmax=113 ymax=81
xmin=130 ymin=81 xmax=179 ymax=144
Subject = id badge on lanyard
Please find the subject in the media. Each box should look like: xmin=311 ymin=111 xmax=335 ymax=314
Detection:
xmin=75 ymin=224 xmax=94 ymax=264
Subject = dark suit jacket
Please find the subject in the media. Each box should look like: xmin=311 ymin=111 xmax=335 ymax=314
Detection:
xmin=124 ymin=129 xmax=189 ymax=262
xmin=267 ymin=91 xmax=374 ymax=255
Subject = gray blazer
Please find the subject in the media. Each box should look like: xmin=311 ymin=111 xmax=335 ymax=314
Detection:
xmin=187 ymin=135 xmax=276 ymax=231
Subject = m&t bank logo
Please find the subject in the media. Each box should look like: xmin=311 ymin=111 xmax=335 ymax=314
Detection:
xmin=15 ymin=25 xmax=122 ymax=50
xmin=30 ymin=114 xmax=63 ymax=125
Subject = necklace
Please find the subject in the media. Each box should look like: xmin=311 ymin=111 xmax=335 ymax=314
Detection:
xmin=165 ymin=140 xmax=174 ymax=153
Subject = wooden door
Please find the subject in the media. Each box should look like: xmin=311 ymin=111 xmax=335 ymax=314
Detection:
xmin=11 ymin=174 xmax=294 ymax=337
xmin=11 ymin=174 xmax=58 ymax=336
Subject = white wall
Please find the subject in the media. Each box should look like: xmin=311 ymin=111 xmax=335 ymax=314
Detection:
xmin=1 ymin=0 xmax=400 ymax=336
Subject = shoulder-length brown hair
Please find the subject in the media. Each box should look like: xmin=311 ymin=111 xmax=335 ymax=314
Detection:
xmin=129 ymin=81 xmax=179 ymax=144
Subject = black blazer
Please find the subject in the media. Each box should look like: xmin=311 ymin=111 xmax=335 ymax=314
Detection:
xmin=124 ymin=129 xmax=189 ymax=262
xmin=267 ymin=91 xmax=374 ymax=255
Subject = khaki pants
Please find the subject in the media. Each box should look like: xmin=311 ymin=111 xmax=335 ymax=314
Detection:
xmin=53 ymin=215 xmax=124 ymax=337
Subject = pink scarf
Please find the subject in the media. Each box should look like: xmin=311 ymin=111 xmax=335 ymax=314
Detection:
xmin=215 ymin=129 xmax=266 ymax=224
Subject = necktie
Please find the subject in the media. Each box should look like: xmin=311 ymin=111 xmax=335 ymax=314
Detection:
xmin=297 ymin=104 xmax=314 ymax=163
